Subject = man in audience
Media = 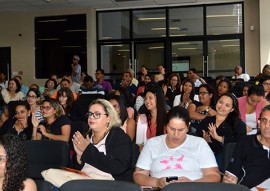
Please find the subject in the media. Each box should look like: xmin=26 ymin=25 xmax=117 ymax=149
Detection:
xmin=50 ymin=79 xmax=78 ymax=100
xmin=232 ymin=65 xmax=250 ymax=82
xmin=187 ymin=68 xmax=206 ymax=87
xmin=94 ymin=68 xmax=112 ymax=92
xmin=14 ymin=75 xmax=28 ymax=95
xmin=120 ymin=71 xmax=137 ymax=96
xmin=223 ymin=105 xmax=270 ymax=189
xmin=79 ymin=75 xmax=104 ymax=95
xmin=71 ymin=55 xmax=81 ymax=83
xmin=62 ymin=74 xmax=81 ymax=93
xmin=127 ymin=68 xmax=138 ymax=87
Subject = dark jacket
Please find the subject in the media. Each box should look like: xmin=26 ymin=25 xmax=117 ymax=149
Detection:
xmin=74 ymin=127 xmax=135 ymax=182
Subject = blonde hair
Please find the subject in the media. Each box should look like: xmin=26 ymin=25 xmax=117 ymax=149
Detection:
xmin=89 ymin=99 xmax=122 ymax=130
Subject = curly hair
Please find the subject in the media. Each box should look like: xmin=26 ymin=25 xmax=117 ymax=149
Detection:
xmin=0 ymin=134 xmax=28 ymax=191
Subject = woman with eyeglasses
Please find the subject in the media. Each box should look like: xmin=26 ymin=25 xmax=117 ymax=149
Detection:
xmin=0 ymin=101 xmax=34 ymax=140
xmin=72 ymin=99 xmax=134 ymax=181
xmin=0 ymin=135 xmax=37 ymax=191
xmin=108 ymin=94 xmax=135 ymax=141
xmin=238 ymin=85 xmax=269 ymax=135
xmin=196 ymin=93 xmax=246 ymax=171
xmin=57 ymin=87 xmax=84 ymax=122
xmin=42 ymin=78 xmax=57 ymax=98
xmin=223 ymin=105 xmax=270 ymax=188
xmin=187 ymin=84 xmax=217 ymax=134
xmin=31 ymin=98 xmax=71 ymax=142
xmin=26 ymin=88 xmax=43 ymax=123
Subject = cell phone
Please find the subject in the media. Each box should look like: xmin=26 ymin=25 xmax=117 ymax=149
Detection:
xmin=166 ymin=176 xmax=178 ymax=182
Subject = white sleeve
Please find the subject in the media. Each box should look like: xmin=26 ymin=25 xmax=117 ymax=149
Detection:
xmin=173 ymin=94 xmax=181 ymax=107
xmin=135 ymin=139 xmax=153 ymax=170
xmin=136 ymin=114 xmax=148 ymax=145
xmin=197 ymin=138 xmax=218 ymax=168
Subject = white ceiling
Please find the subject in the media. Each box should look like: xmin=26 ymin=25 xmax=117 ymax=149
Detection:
xmin=0 ymin=0 xmax=242 ymax=12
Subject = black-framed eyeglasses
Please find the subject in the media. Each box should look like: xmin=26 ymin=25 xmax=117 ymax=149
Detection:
xmin=86 ymin=112 xmax=107 ymax=119
xmin=27 ymin=95 xmax=37 ymax=99
xmin=199 ymin=91 xmax=209 ymax=96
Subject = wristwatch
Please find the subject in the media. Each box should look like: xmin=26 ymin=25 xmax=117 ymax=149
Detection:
xmin=205 ymin=107 xmax=211 ymax=112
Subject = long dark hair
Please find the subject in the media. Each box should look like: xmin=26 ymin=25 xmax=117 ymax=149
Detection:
xmin=180 ymin=78 xmax=195 ymax=103
xmin=0 ymin=134 xmax=28 ymax=191
xmin=57 ymin=87 xmax=74 ymax=114
xmin=108 ymin=94 xmax=128 ymax=125
xmin=144 ymin=84 xmax=167 ymax=136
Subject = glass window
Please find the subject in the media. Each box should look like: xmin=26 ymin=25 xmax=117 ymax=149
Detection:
xmin=35 ymin=14 xmax=87 ymax=78
xmin=169 ymin=6 xmax=203 ymax=36
xmin=207 ymin=4 xmax=243 ymax=35
xmin=98 ymin=11 xmax=130 ymax=40
xmin=132 ymin=9 xmax=166 ymax=38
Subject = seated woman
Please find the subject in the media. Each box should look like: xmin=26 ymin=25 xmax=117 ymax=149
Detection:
xmin=215 ymin=79 xmax=232 ymax=101
xmin=134 ymin=106 xmax=220 ymax=189
xmin=31 ymin=98 xmax=71 ymax=142
xmin=196 ymin=93 xmax=246 ymax=170
xmin=72 ymin=99 xmax=134 ymax=181
xmin=136 ymin=84 xmax=167 ymax=147
xmin=26 ymin=88 xmax=43 ymax=123
xmin=162 ymin=73 xmax=181 ymax=108
xmin=0 ymin=101 xmax=33 ymax=140
xmin=57 ymin=87 xmax=85 ymax=122
xmin=187 ymin=84 xmax=217 ymax=134
xmin=260 ymin=75 xmax=270 ymax=102
xmin=41 ymin=78 xmax=58 ymax=98
xmin=238 ymin=85 xmax=269 ymax=135
xmin=1 ymin=78 xmax=25 ymax=104
xmin=108 ymin=94 xmax=136 ymax=141
xmin=0 ymin=134 xmax=37 ymax=191
xmin=223 ymin=105 xmax=270 ymax=188
xmin=173 ymin=78 xmax=199 ymax=108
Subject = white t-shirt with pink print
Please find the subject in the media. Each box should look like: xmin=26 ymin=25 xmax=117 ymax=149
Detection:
xmin=136 ymin=134 xmax=217 ymax=180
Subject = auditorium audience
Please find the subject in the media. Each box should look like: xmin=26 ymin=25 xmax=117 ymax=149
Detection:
xmin=232 ymin=65 xmax=250 ymax=82
xmin=134 ymin=106 xmax=220 ymax=189
xmin=42 ymin=78 xmax=57 ymax=98
xmin=187 ymin=68 xmax=206 ymax=87
xmin=94 ymin=69 xmax=112 ymax=92
xmin=31 ymin=98 xmax=71 ymax=142
xmin=0 ymin=134 xmax=37 ymax=191
xmin=259 ymin=75 xmax=270 ymax=102
xmin=223 ymin=105 xmax=270 ymax=188
xmin=72 ymin=99 xmax=134 ymax=181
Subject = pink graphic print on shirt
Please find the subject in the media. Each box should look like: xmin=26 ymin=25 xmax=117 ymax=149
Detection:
xmin=160 ymin=155 xmax=184 ymax=170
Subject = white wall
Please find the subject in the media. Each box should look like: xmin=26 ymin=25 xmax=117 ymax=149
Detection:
xmin=0 ymin=8 xmax=96 ymax=86
xmin=260 ymin=0 xmax=270 ymax=69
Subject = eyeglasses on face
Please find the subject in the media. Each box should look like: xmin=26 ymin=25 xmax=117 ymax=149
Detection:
xmin=199 ymin=91 xmax=209 ymax=96
xmin=86 ymin=112 xmax=107 ymax=119
xmin=0 ymin=155 xmax=7 ymax=164
xmin=259 ymin=117 xmax=270 ymax=126
xmin=40 ymin=106 xmax=52 ymax=111
xmin=262 ymin=82 xmax=270 ymax=87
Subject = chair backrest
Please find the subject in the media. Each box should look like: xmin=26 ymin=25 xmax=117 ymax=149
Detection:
xmin=222 ymin=142 xmax=236 ymax=173
xmin=23 ymin=140 xmax=70 ymax=179
xmin=77 ymin=94 xmax=105 ymax=114
xmin=59 ymin=180 xmax=143 ymax=191
xmin=162 ymin=182 xmax=250 ymax=191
